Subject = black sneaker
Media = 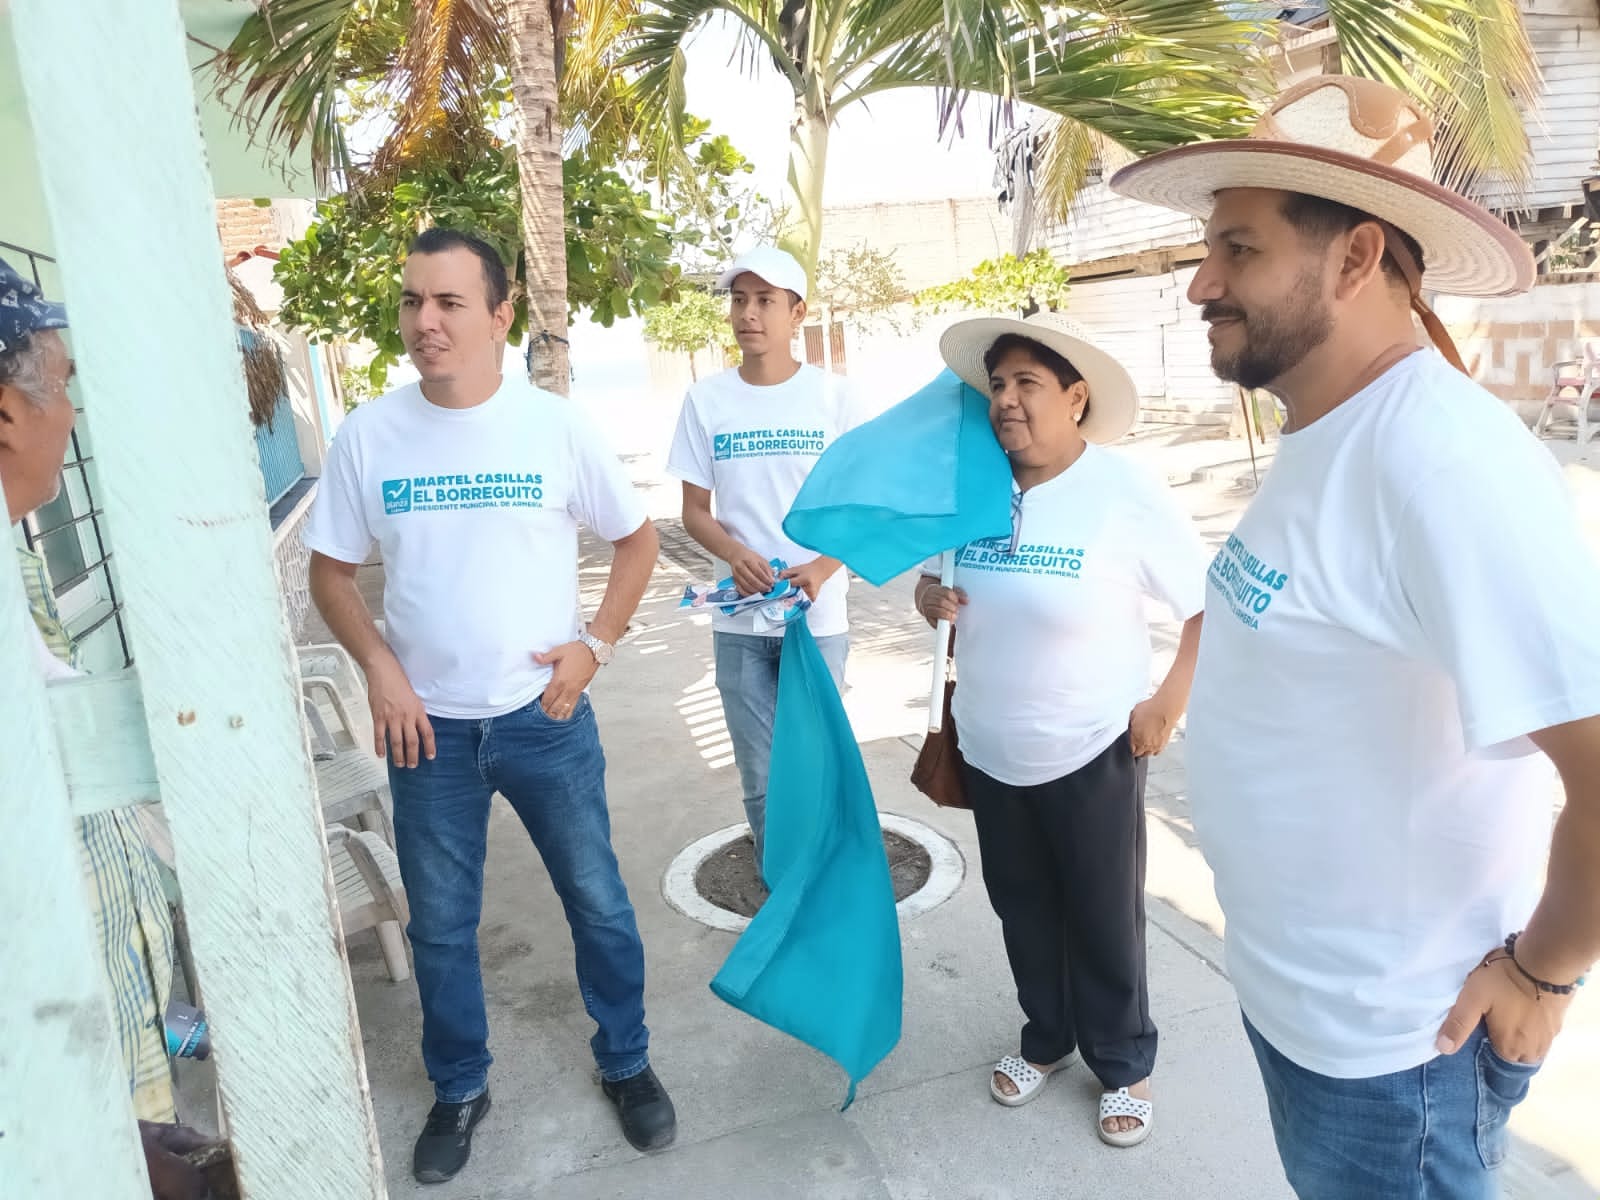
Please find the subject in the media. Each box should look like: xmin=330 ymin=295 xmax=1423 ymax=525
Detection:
xmin=601 ymin=1066 xmax=677 ymax=1151
xmin=413 ymin=1090 xmax=491 ymax=1184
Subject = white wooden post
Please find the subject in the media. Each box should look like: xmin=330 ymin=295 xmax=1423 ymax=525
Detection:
xmin=10 ymin=1 xmax=386 ymax=1196
xmin=0 ymin=560 xmax=150 ymax=1199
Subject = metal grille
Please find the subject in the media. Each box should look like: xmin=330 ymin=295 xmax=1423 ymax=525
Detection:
xmin=3 ymin=239 xmax=133 ymax=667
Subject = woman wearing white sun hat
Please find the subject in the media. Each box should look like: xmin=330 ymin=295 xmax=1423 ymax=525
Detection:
xmin=914 ymin=310 xmax=1208 ymax=1146
xmin=1110 ymin=74 xmax=1600 ymax=1199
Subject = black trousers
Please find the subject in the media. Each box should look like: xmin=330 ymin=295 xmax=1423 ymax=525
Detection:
xmin=964 ymin=731 xmax=1156 ymax=1089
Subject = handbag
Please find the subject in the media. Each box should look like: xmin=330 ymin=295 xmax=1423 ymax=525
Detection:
xmin=911 ymin=675 xmax=970 ymax=810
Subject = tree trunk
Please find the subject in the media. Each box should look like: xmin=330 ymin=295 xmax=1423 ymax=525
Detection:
xmin=784 ymin=87 xmax=830 ymax=294
xmin=506 ymin=0 xmax=571 ymax=395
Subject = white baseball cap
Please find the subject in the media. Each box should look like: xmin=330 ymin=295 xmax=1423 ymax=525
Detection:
xmin=715 ymin=246 xmax=808 ymax=298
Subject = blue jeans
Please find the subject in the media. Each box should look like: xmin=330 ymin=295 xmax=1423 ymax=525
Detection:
xmin=713 ymin=630 xmax=848 ymax=869
xmin=387 ymin=693 xmax=649 ymax=1103
xmin=1243 ymin=1014 xmax=1539 ymax=1199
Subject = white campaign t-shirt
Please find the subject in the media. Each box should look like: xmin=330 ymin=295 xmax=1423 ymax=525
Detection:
xmin=304 ymin=376 xmax=647 ymax=719
xmin=927 ymin=443 xmax=1208 ymax=787
xmin=1187 ymin=350 xmax=1600 ymax=1079
xmin=665 ymin=364 xmax=863 ymax=638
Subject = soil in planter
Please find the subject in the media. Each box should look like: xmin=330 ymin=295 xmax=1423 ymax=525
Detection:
xmin=694 ymin=829 xmax=933 ymax=919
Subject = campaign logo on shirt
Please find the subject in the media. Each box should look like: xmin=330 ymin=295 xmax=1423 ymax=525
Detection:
xmin=714 ymin=427 xmax=826 ymax=461
xmin=382 ymin=478 xmax=413 ymax=515
xmin=1208 ymin=534 xmax=1288 ymax=629
xmin=958 ymin=538 xmax=1085 ymax=579
xmin=379 ymin=471 xmax=545 ymax=515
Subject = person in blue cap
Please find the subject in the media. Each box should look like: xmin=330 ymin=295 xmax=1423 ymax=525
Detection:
xmin=1 ymin=256 xmax=218 ymax=1199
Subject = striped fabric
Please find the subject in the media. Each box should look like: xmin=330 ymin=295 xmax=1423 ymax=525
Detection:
xmin=19 ymin=545 xmax=177 ymax=1121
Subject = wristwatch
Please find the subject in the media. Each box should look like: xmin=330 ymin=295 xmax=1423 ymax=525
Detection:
xmin=578 ymin=626 xmax=614 ymax=667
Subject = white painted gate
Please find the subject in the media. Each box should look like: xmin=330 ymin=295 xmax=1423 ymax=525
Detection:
xmin=0 ymin=1 xmax=386 ymax=1196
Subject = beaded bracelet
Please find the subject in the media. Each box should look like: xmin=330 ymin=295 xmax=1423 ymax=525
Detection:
xmin=1504 ymin=932 xmax=1589 ymax=1000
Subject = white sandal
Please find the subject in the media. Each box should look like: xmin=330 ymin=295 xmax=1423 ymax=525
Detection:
xmin=989 ymin=1050 xmax=1078 ymax=1108
xmin=1098 ymin=1087 xmax=1154 ymax=1147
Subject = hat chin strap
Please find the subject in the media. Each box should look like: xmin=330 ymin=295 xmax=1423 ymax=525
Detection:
xmin=1374 ymin=220 xmax=1468 ymax=376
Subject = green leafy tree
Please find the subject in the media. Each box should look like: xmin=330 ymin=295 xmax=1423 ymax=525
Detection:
xmin=916 ymin=250 xmax=1071 ymax=317
xmin=211 ymin=0 xmax=680 ymax=394
xmin=275 ymin=144 xmax=685 ymax=389
xmin=815 ymin=244 xmax=908 ymax=322
xmin=641 ymin=289 xmax=738 ymax=380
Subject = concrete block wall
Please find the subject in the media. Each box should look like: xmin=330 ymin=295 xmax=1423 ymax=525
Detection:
xmin=1436 ymin=278 xmax=1600 ymax=414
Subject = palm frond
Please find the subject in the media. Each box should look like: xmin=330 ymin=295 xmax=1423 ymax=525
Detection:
xmin=208 ymin=0 xmax=371 ymax=188
xmin=1031 ymin=119 xmax=1105 ymax=226
xmin=839 ymin=1 xmax=1263 ymax=150
xmin=620 ymin=0 xmax=805 ymax=148
xmin=370 ymin=0 xmax=508 ymax=178
xmin=560 ymin=0 xmax=638 ymax=143
xmin=1323 ymin=0 xmax=1538 ymax=200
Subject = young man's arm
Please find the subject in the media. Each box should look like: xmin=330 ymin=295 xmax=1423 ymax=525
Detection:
xmin=681 ymin=482 xmax=776 ymax=596
xmin=308 ymin=551 xmax=434 ymax=767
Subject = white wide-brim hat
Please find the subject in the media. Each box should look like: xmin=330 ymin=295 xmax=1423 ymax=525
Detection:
xmin=1109 ymin=75 xmax=1534 ymax=299
xmin=939 ymin=311 xmax=1139 ymax=445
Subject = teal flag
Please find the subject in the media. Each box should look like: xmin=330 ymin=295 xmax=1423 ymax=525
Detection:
xmin=709 ymin=621 xmax=901 ymax=1108
xmin=783 ymin=369 xmax=1012 ymax=584
xmin=712 ymin=369 xmax=1010 ymax=1107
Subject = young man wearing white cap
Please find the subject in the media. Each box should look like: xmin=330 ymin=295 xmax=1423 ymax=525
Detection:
xmin=1111 ymin=76 xmax=1600 ymax=1197
xmin=666 ymin=247 xmax=862 ymax=873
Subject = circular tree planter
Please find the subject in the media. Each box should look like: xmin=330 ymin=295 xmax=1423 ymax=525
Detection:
xmin=662 ymin=813 xmax=965 ymax=933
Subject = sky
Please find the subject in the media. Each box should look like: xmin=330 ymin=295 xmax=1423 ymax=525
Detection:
xmin=679 ymin=15 xmax=1003 ymax=213
xmin=563 ymin=17 xmax=1011 ymax=401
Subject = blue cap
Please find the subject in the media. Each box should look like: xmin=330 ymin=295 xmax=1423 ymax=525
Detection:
xmin=0 ymin=256 xmax=68 ymax=356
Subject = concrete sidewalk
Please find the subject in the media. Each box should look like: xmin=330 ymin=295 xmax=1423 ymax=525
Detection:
xmin=305 ymin=413 xmax=1598 ymax=1199
xmin=335 ymin=556 xmax=1293 ymax=1200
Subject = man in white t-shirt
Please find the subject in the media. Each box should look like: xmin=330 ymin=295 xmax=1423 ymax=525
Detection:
xmin=305 ymin=229 xmax=673 ymax=1184
xmin=1112 ymin=77 xmax=1600 ymax=1197
xmin=666 ymin=247 xmax=860 ymax=873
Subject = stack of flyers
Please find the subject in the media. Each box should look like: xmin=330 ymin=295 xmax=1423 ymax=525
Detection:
xmin=679 ymin=558 xmax=811 ymax=631
xmin=680 ymin=559 xmax=791 ymax=615
xmin=751 ymin=590 xmax=811 ymax=633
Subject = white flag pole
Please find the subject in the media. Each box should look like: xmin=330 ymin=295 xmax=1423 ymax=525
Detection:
xmin=927 ymin=550 xmax=956 ymax=732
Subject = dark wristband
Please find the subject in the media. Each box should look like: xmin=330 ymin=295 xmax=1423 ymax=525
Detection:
xmin=1504 ymin=932 xmax=1589 ymax=998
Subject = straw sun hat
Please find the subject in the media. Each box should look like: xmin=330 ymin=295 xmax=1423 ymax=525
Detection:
xmin=939 ymin=310 xmax=1139 ymax=445
xmin=1109 ymin=75 xmax=1534 ymax=300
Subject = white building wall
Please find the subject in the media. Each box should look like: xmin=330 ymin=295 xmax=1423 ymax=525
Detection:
xmin=1065 ymin=268 xmax=1236 ymax=425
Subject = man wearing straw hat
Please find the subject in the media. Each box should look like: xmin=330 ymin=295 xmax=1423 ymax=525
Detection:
xmin=1111 ymin=76 xmax=1600 ymax=1196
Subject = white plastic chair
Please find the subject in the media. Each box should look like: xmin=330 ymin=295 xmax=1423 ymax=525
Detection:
xmin=1535 ymin=339 xmax=1600 ymax=449
xmin=326 ymin=825 xmax=410 ymax=982
xmin=298 ymin=641 xmax=373 ymax=753
xmin=302 ymin=696 xmax=396 ymax=847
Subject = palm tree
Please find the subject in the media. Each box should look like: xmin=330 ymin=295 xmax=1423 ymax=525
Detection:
xmin=208 ymin=0 xmax=627 ymax=395
xmin=621 ymin=0 xmax=1265 ymax=286
xmin=620 ymin=1 xmax=1541 ymax=286
xmin=1019 ymin=0 xmax=1540 ymax=223
xmin=506 ymin=0 xmax=574 ymax=392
